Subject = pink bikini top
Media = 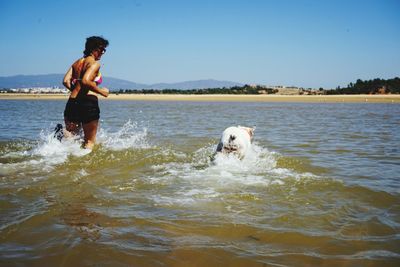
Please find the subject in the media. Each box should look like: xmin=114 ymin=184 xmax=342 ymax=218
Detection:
xmin=71 ymin=72 xmax=102 ymax=86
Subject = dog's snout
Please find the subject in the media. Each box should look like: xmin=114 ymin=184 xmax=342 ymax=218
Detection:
xmin=229 ymin=135 xmax=236 ymax=142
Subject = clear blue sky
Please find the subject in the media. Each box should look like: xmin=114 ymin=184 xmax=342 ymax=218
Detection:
xmin=0 ymin=0 xmax=399 ymax=88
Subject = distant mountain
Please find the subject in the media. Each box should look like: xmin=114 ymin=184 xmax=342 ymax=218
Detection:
xmin=0 ymin=74 xmax=243 ymax=90
xmin=0 ymin=74 xmax=150 ymax=90
xmin=104 ymin=77 xmax=147 ymax=89
xmin=0 ymin=74 xmax=63 ymax=88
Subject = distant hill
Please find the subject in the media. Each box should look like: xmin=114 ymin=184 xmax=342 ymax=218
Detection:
xmin=0 ymin=74 xmax=243 ymax=90
xmin=0 ymin=74 xmax=64 ymax=89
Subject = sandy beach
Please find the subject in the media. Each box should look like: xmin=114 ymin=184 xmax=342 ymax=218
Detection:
xmin=0 ymin=93 xmax=399 ymax=103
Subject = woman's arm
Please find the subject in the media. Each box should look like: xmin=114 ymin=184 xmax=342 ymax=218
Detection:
xmin=81 ymin=62 xmax=109 ymax=97
xmin=63 ymin=67 xmax=73 ymax=90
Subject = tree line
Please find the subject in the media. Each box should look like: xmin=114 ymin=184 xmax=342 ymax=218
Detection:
xmin=115 ymin=85 xmax=278 ymax=95
xmin=326 ymin=77 xmax=400 ymax=94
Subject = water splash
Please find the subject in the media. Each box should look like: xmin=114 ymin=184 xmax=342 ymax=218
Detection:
xmin=98 ymin=120 xmax=149 ymax=151
xmin=150 ymin=142 xmax=318 ymax=208
xmin=31 ymin=129 xmax=90 ymax=165
xmin=0 ymin=120 xmax=149 ymax=173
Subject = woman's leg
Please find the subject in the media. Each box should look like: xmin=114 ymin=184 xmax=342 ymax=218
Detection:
xmin=64 ymin=118 xmax=81 ymax=138
xmin=82 ymin=119 xmax=99 ymax=149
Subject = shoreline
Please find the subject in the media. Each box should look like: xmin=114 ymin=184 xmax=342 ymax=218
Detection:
xmin=0 ymin=93 xmax=400 ymax=103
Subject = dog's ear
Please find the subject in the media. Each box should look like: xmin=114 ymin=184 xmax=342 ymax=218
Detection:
xmin=240 ymin=126 xmax=255 ymax=138
xmin=251 ymin=126 xmax=256 ymax=135
xmin=247 ymin=127 xmax=255 ymax=138
xmin=216 ymin=142 xmax=223 ymax=152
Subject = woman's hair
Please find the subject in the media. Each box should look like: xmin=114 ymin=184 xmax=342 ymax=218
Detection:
xmin=83 ymin=36 xmax=109 ymax=56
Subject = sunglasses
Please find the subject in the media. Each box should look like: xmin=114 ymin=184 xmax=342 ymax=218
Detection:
xmin=98 ymin=47 xmax=106 ymax=54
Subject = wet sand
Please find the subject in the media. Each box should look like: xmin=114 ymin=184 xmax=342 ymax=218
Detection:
xmin=1 ymin=93 xmax=399 ymax=103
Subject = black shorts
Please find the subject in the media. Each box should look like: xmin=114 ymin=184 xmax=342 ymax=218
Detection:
xmin=64 ymin=97 xmax=100 ymax=123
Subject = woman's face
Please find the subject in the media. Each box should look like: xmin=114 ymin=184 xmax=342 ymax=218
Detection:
xmin=93 ymin=47 xmax=106 ymax=60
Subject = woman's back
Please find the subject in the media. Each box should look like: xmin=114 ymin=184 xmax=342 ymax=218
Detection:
xmin=70 ymin=56 xmax=99 ymax=99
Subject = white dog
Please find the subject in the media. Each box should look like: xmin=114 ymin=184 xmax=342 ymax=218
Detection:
xmin=215 ymin=126 xmax=255 ymax=159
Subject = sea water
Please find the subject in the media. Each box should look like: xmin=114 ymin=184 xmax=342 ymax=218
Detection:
xmin=0 ymin=99 xmax=399 ymax=266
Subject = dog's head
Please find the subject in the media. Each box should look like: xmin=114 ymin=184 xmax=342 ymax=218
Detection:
xmin=216 ymin=126 xmax=255 ymax=158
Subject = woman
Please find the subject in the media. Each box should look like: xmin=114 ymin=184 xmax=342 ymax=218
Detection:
xmin=62 ymin=36 xmax=109 ymax=149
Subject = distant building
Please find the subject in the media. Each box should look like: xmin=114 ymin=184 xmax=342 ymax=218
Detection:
xmin=9 ymin=87 xmax=69 ymax=94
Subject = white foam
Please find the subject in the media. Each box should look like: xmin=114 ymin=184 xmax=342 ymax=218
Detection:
xmin=31 ymin=130 xmax=90 ymax=165
xmin=150 ymin=142 xmax=323 ymax=208
xmin=72 ymin=169 xmax=89 ymax=182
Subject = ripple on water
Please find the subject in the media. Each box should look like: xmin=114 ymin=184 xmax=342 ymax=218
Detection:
xmin=0 ymin=113 xmax=399 ymax=266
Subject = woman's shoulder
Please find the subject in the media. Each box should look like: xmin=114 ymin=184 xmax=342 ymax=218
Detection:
xmin=73 ymin=56 xmax=95 ymax=65
xmin=72 ymin=57 xmax=85 ymax=67
xmin=83 ymin=56 xmax=99 ymax=66
xmin=85 ymin=59 xmax=100 ymax=72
